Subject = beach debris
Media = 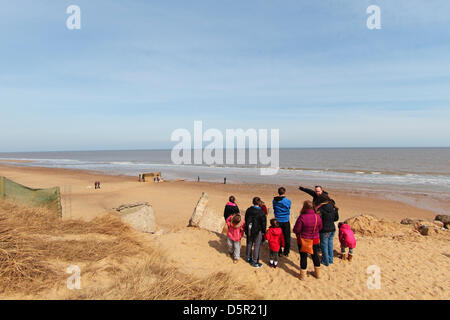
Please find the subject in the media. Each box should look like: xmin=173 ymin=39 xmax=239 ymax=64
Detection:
xmin=418 ymin=225 xmax=430 ymax=236
xmin=345 ymin=214 xmax=448 ymax=238
xmin=412 ymin=221 xmax=447 ymax=236
xmin=433 ymin=220 xmax=444 ymax=228
xmin=434 ymin=215 xmax=450 ymax=229
xmin=115 ymin=202 xmax=156 ymax=233
xmin=400 ymin=218 xmax=424 ymax=225
xmin=189 ymin=192 xmax=225 ymax=234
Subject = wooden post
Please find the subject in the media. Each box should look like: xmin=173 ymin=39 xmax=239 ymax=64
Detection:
xmin=56 ymin=187 xmax=62 ymax=218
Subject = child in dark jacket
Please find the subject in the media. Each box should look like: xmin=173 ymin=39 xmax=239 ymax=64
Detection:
xmin=224 ymin=195 xmax=240 ymax=221
xmin=265 ymin=219 xmax=285 ymax=268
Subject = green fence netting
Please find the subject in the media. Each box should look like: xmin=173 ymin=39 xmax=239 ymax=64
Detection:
xmin=0 ymin=176 xmax=62 ymax=217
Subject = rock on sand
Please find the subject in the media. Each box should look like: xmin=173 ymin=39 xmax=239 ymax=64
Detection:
xmin=115 ymin=202 xmax=156 ymax=233
xmin=434 ymin=215 xmax=450 ymax=229
xmin=400 ymin=218 xmax=424 ymax=225
xmin=189 ymin=192 xmax=225 ymax=234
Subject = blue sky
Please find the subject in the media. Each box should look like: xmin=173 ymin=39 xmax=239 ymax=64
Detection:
xmin=1 ymin=0 xmax=449 ymax=151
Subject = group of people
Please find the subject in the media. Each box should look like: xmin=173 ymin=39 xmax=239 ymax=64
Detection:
xmin=223 ymin=185 xmax=357 ymax=280
xmin=94 ymin=181 xmax=101 ymax=189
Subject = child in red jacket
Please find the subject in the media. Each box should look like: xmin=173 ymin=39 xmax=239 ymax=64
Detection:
xmin=265 ymin=219 xmax=285 ymax=268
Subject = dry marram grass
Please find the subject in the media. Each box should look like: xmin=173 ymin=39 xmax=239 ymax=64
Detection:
xmin=0 ymin=201 xmax=259 ymax=299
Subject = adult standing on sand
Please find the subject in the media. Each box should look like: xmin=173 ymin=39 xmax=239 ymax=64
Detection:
xmin=293 ymin=200 xmax=323 ymax=280
xmin=224 ymin=196 xmax=240 ymax=221
xmin=298 ymin=185 xmax=329 ymax=206
xmin=244 ymin=197 xmax=267 ymax=268
xmin=316 ymin=194 xmax=339 ymax=267
xmin=272 ymin=187 xmax=292 ymax=257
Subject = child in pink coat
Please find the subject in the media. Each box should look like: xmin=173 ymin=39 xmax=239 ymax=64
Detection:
xmin=226 ymin=214 xmax=245 ymax=264
xmin=338 ymin=222 xmax=356 ymax=261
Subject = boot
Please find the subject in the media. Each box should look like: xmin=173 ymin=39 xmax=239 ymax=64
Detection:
xmin=347 ymin=254 xmax=353 ymax=262
xmin=299 ymin=269 xmax=307 ymax=280
xmin=313 ymin=267 xmax=321 ymax=279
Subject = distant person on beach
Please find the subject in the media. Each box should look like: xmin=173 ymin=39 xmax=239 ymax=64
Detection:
xmin=316 ymin=194 xmax=339 ymax=267
xmin=226 ymin=213 xmax=245 ymax=264
xmin=224 ymin=177 xmax=227 ymax=184
xmin=272 ymin=187 xmax=292 ymax=257
xmin=338 ymin=222 xmax=356 ymax=262
xmin=244 ymin=197 xmax=267 ymax=268
xmin=224 ymin=196 xmax=240 ymax=221
xmin=197 ymin=176 xmax=200 ymax=182
xmin=264 ymin=219 xmax=285 ymax=268
xmin=293 ymin=200 xmax=323 ymax=280
xmin=299 ymin=185 xmax=329 ymax=206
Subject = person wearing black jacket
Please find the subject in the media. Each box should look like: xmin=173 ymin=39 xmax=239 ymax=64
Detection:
xmin=315 ymin=194 xmax=339 ymax=267
xmin=224 ymin=196 xmax=240 ymax=221
xmin=299 ymin=185 xmax=329 ymax=206
xmin=244 ymin=197 xmax=267 ymax=268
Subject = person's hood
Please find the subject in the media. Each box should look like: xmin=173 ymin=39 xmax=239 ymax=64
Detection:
xmin=273 ymin=196 xmax=285 ymax=202
xmin=232 ymin=222 xmax=243 ymax=229
xmin=226 ymin=202 xmax=237 ymax=207
xmin=316 ymin=202 xmax=333 ymax=211
xmin=230 ymin=219 xmax=243 ymax=229
xmin=340 ymin=223 xmax=351 ymax=230
xmin=269 ymin=227 xmax=283 ymax=235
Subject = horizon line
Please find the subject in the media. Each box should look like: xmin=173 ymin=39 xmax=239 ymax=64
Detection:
xmin=1 ymin=146 xmax=450 ymax=153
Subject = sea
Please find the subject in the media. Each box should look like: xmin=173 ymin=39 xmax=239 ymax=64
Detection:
xmin=1 ymin=148 xmax=449 ymax=214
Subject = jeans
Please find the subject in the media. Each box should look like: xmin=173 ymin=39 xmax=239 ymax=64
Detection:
xmin=341 ymin=246 xmax=354 ymax=255
xmin=298 ymin=243 xmax=321 ymax=269
xmin=320 ymin=231 xmax=335 ymax=266
xmin=227 ymin=238 xmax=241 ymax=260
xmin=246 ymin=232 xmax=263 ymax=264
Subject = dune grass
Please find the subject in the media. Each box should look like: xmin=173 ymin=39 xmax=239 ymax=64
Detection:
xmin=0 ymin=201 xmax=259 ymax=299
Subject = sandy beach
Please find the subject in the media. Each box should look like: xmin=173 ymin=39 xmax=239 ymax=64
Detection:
xmin=0 ymin=163 xmax=449 ymax=299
